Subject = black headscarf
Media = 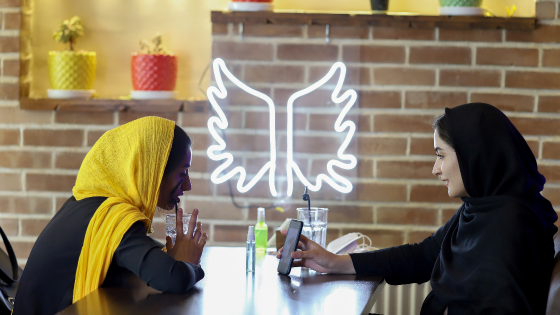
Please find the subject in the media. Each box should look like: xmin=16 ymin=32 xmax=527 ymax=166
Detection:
xmin=422 ymin=103 xmax=558 ymax=314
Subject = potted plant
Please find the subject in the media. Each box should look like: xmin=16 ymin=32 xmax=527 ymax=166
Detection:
xmin=130 ymin=33 xmax=177 ymax=100
xmin=48 ymin=16 xmax=96 ymax=98
xmin=439 ymin=0 xmax=484 ymax=15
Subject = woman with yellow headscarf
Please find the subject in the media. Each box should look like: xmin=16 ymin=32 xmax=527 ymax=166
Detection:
xmin=13 ymin=116 xmax=208 ymax=315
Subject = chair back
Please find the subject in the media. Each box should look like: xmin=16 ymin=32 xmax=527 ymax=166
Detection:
xmin=546 ymin=231 xmax=560 ymax=315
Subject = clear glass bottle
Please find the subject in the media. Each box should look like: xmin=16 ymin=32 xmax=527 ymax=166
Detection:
xmin=255 ymin=207 xmax=268 ymax=252
xmin=246 ymin=226 xmax=256 ymax=272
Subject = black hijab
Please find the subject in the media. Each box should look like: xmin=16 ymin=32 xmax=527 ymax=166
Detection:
xmin=421 ymin=103 xmax=558 ymax=314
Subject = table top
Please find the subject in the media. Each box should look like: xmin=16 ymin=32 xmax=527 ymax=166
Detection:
xmin=59 ymin=246 xmax=383 ymax=315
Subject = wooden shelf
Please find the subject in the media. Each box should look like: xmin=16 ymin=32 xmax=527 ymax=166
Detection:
xmin=20 ymin=98 xmax=208 ymax=112
xmin=211 ymin=11 xmax=536 ymax=30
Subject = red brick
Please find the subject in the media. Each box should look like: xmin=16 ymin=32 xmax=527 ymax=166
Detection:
xmin=408 ymin=231 xmax=435 ymax=244
xmin=55 ymin=111 xmax=114 ymax=125
xmin=0 ymin=129 xmax=19 ymax=145
xmin=118 ymin=112 xmax=177 ymax=125
xmin=190 ymin=133 xmax=212 ymax=149
xmin=442 ymin=208 xmax=458 ymax=223
xmin=309 ymin=66 xmax=370 ymax=86
xmin=56 ymin=196 xmax=72 ymax=211
xmin=405 ymin=91 xmax=466 ymax=109
xmin=538 ymin=95 xmax=560 ymax=113
xmin=189 ymin=178 xmax=213 ymax=196
xmin=209 ymin=64 xmax=243 ymax=82
xmin=205 ymin=111 xmax=241 ymax=129
xmin=2 ymin=241 xmax=34 ymax=261
xmin=0 ymin=0 xmax=20 ymax=7
xmin=236 ymin=24 xmax=303 ymax=37
xmin=277 ymin=44 xmax=338 ymax=61
xmin=3 ymin=12 xmax=20 ymax=30
xmin=0 ymin=196 xmax=51 ymax=214
xmin=0 ymin=173 xmax=20 ymax=190
xmin=245 ymin=111 xmax=304 ymax=131
xmin=214 ymin=224 xmax=259 ymax=243
xmin=377 ymin=207 xmax=438 ymax=225
xmin=278 ymin=135 xmax=343 ymax=155
xmin=0 ymin=107 xmax=51 ymax=124
xmin=374 ymin=68 xmax=435 ymax=86
xmin=21 ymin=219 xmax=50 ymax=236
xmin=212 ymin=42 xmax=273 ymax=61
xmin=0 ymin=151 xmax=51 ymax=168
xmin=274 ymin=88 xmax=331 ymax=108
xmin=410 ymin=46 xmax=471 ymax=65
xmin=213 ymin=86 xmax=271 ymax=107
xmin=540 ymin=165 xmax=560 ymax=183
xmin=26 ymin=173 xmax=76 ymax=192
xmin=308 ymin=113 xmax=363 ymax=132
xmin=410 ymin=137 xmax=436 ymax=156
xmin=184 ymin=199 xmax=244 ymax=221
xmin=24 ymin=129 xmax=83 ymax=147
xmin=342 ymin=45 xmax=405 ymax=64
xmin=55 ymin=152 xmax=87 ymax=169
xmin=542 ymin=187 xmax=560 ymax=206
xmin=377 ymin=161 xmax=435 ymax=179
xmin=374 ymin=114 xmax=435 ymax=133
xmin=358 ymin=91 xmax=401 ymax=109
xmin=348 ymin=183 xmax=407 ymax=202
xmin=212 ymin=23 xmax=228 ymax=35
xmin=357 ymin=136 xmax=407 ymax=155
xmin=543 ymin=50 xmax=560 ymax=67
xmin=0 ymin=36 xmax=18 ymax=52
xmin=2 ymin=59 xmax=19 ymax=76
xmin=215 ymin=175 xmax=274 ymax=199
xmin=341 ymin=228 xmax=404 ymax=248
xmin=527 ymin=140 xmax=539 ymax=158
xmin=373 ymin=27 xmax=434 ymax=40
xmin=476 ymin=48 xmax=538 ymax=67
xmin=308 ymin=25 xmax=369 ymax=39
xmin=470 ymin=93 xmax=534 ymax=112
xmin=536 ymin=1 xmax=557 ymax=20
xmin=440 ymin=69 xmax=501 ymax=87
xmin=87 ymin=130 xmax=106 ymax=146
xmin=181 ymin=111 xmax=211 ymax=128
xmin=220 ymin=134 xmax=273 ymax=152
xmin=543 ymin=142 xmax=560 ymax=159
xmin=308 ymin=158 xmax=372 ymax=179
xmin=244 ymin=65 xmax=304 ymax=84
xmin=410 ymin=184 xmax=455 ymax=203
xmin=509 ymin=117 xmax=560 ymax=136
xmin=0 ymin=219 xmax=17 ymax=236
xmin=438 ymin=29 xmax=502 ymax=42
xmin=0 ymin=82 xmax=18 ymax=100
xmin=507 ymin=25 xmax=560 ymax=43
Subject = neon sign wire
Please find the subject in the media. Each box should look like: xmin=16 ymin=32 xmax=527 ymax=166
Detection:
xmin=207 ymin=58 xmax=357 ymax=197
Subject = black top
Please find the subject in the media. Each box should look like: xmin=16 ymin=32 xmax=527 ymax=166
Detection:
xmin=351 ymin=104 xmax=558 ymax=314
xmin=13 ymin=196 xmax=204 ymax=315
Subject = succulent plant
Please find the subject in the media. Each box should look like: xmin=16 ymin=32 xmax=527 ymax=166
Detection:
xmin=139 ymin=33 xmax=171 ymax=55
xmin=52 ymin=16 xmax=84 ymax=51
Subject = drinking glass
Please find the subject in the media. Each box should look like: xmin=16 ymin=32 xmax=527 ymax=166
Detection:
xmin=296 ymin=208 xmax=328 ymax=248
xmin=165 ymin=213 xmax=191 ymax=246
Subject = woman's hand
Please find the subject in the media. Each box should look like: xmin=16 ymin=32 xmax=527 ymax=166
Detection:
xmin=166 ymin=208 xmax=208 ymax=265
xmin=275 ymin=230 xmax=356 ymax=274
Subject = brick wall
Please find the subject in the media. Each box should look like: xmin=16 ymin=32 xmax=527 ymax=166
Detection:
xmin=1 ymin=1 xmax=560 ymax=267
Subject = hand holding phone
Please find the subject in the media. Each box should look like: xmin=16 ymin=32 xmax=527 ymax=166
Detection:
xmin=277 ymin=220 xmax=303 ymax=275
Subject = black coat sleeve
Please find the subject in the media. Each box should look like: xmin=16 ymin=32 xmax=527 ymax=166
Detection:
xmin=111 ymin=222 xmax=204 ymax=293
xmin=349 ymin=210 xmax=458 ymax=285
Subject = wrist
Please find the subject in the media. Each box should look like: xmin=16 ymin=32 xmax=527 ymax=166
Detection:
xmin=331 ymin=254 xmax=356 ymax=274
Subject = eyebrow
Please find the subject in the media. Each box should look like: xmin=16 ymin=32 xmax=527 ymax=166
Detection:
xmin=434 ymin=147 xmax=443 ymax=152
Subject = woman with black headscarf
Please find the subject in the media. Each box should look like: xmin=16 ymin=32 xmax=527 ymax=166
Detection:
xmin=277 ymin=103 xmax=558 ymax=314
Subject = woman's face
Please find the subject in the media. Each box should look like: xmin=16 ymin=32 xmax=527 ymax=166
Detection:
xmin=432 ymin=131 xmax=469 ymax=198
xmin=157 ymin=148 xmax=192 ymax=210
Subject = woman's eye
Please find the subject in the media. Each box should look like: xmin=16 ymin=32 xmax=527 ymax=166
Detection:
xmin=437 ymin=154 xmax=444 ymax=160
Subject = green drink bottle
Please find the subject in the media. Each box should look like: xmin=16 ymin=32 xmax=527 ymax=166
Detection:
xmin=255 ymin=207 xmax=268 ymax=251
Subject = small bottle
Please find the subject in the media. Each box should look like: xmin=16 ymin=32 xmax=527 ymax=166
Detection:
xmin=246 ymin=226 xmax=256 ymax=273
xmin=255 ymin=207 xmax=268 ymax=252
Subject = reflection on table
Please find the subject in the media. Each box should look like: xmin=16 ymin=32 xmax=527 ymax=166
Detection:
xmin=59 ymin=246 xmax=384 ymax=315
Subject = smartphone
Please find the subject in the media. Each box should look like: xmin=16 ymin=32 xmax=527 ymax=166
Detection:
xmin=277 ymin=219 xmax=304 ymax=275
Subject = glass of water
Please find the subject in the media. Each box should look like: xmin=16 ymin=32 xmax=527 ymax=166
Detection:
xmin=296 ymin=208 xmax=328 ymax=248
xmin=165 ymin=213 xmax=192 ymax=246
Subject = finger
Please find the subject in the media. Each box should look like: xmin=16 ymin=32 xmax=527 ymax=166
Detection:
xmin=165 ymin=236 xmax=173 ymax=251
xmin=281 ymin=229 xmax=288 ymax=235
xmin=199 ymin=233 xmax=208 ymax=246
xmin=175 ymin=209 xmax=183 ymax=240
xmin=194 ymin=222 xmax=202 ymax=240
xmin=291 ymin=260 xmax=305 ymax=268
xmin=187 ymin=208 xmax=198 ymax=238
xmin=291 ymin=249 xmax=314 ymax=260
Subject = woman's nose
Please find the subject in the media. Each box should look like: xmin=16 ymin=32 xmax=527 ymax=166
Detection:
xmin=181 ymin=176 xmax=192 ymax=191
xmin=432 ymin=160 xmax=441 ymax=177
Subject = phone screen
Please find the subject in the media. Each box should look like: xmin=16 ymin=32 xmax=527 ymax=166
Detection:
xmin=277 ymin=220 xmax=303 ymax=275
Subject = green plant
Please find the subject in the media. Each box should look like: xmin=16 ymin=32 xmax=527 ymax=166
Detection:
xmin=52 ymin=16 xmax=84 ymax=51
xmin=139 ymin=33 xmax=171 ymax=54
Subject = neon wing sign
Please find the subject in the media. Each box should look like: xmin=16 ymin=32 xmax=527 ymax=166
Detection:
xmin=207 ymin=58 xmax=357 ymax=197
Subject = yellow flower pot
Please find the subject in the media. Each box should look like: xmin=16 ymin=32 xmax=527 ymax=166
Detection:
xmin=48 ymin=51 xmax=96 ymax=90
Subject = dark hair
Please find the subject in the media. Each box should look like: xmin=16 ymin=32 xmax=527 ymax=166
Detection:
xmin=432 ymin=113 xmax=453 ymax=148
xmin=163 ymin=125 xmax=192 ymax=178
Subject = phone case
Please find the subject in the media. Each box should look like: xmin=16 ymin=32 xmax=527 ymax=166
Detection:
xmin=277 ymin=220 xmax=303 ymax=275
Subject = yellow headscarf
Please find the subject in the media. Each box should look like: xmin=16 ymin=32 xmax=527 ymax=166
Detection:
xmin=71 ymin=116 xmax=175 ymax=302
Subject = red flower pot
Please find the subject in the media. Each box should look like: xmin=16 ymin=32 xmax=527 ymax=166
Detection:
xmin=131 ymin=53 xmax=177 ymax=91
